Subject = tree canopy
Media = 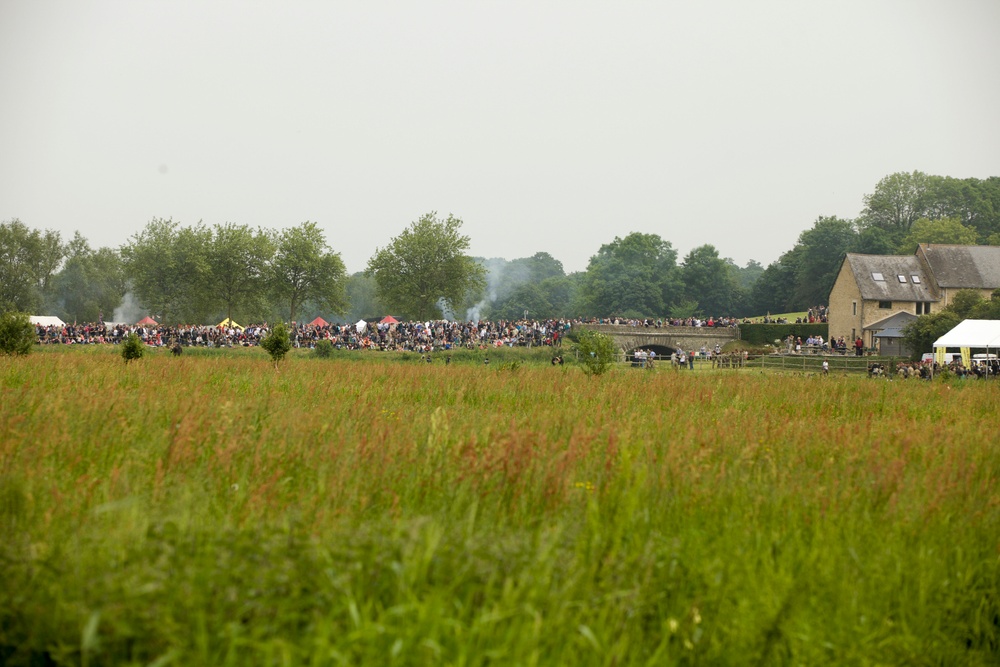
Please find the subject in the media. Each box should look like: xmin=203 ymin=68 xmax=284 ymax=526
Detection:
xmin=121 ymin=219 xmax=212 ymax=323
xmin=896 ymin=217 xmax=979 ymax=253
xmin=207 ymin=223 xmax=275 ymax=324
xmin=270 ymin=222 xmax=347 ymax=323
xmin=4 ymin=168 xmax=1000 ymax=324
xmin=680 ymin=244 xmax=743 ymax=316
xmin=579 ymin=232 xmax=680 ymax=318
xmin=0 ymin=219 xmax=65 ymax=313
xmin=366 ymin=212 xmax=486 ymax=321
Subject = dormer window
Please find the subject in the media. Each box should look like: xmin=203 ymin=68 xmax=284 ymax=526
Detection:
xmin=911 ymin=275 xmax=921 ymax=283
xmin=872 ymin=272 xmax=885 ymax=281
xmin=898 ymin=275 xmax=907 ymax=283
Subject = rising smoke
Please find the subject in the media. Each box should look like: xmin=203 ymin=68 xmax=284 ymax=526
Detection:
xmin=111 ymin=292 xmax=147 ymax=325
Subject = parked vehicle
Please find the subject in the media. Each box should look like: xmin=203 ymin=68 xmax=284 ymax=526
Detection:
xmin=921 ymin=352 xmax=963 ymax=364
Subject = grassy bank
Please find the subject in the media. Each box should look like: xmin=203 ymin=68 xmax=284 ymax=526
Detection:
xmin=1 ymin=353 xmax=998 ymax=665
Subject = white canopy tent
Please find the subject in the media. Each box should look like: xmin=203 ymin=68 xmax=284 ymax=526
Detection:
xmin=29 ymin=316 xmax=65 ymax=327
xmin=932 ymin=319 xmax=1000 ymax=366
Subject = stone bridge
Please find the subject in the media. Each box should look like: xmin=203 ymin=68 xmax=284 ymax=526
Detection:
xmin=573 ymin=323 xmax=740 ymax=358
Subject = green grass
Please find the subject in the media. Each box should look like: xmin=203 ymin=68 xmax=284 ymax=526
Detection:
xmin=1 ymin=351 xmax=998 ymax=665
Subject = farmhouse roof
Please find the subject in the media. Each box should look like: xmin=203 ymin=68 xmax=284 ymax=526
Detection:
xmin=917 ymin=244 xmax=1000 ymax=289
xmin=844 ymin=254 xmax=938 ymax=302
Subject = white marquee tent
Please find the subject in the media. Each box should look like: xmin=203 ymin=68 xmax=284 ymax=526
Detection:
xmin=932 ymin=319 xmax=1000 ymax=366
xmin=29 ymin=315 xmax=65 ymax=327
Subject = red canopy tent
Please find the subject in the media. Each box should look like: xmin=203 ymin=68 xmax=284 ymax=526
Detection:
xmin=136 ymin=316 xmax=158 ymax=326
xmin=380 ymin=315 xmax=399 ymax=324
xmin=309 ymin=316 xmax=328 ymax=327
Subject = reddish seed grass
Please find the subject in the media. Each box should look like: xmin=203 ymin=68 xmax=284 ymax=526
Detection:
xmin=0 ymin=353 xmax=997 ymax=538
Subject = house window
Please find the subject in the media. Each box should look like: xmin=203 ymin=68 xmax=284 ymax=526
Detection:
xmin=878 ymin=301 xmax=892 ymax=309
xmin=898 ymin=275 xmax=907 ymax=283
xmin=872 ymin=272 xmax=885 ymax=281
xmin=911 ymin=275 xmax=921 ymax=284
xmin=852 ymin=301 xmax=857 ymax=316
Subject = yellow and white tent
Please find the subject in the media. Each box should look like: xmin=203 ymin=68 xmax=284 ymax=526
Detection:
xmin=217 ymin=318 xmax=244 ymax=330
xmin=932 ymin=319 xmax=1000 ymax=366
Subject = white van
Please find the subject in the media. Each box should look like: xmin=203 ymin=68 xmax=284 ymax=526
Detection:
xmin=921 ymin=352 xmax=964 ymax=364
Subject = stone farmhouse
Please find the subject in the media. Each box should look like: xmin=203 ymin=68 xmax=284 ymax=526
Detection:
xmin=828 ymin=244 xmax=1000 ymax=352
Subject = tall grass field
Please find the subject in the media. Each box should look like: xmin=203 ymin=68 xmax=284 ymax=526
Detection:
xmin=1 ymin=349 xmax=998 ymax=665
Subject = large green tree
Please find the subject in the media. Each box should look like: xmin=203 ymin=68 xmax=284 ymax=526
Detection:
xmin=859 ymin=171 xmax=934 ymax=238
xmin=579 ymin=232 xmax=680 ymax=317
xmin=896 ymin=217 xmax=979 ymax=253
xmin=343 ymin=272 xmax=385 ymax=323
xmin=680 ymin=244 xmax=742 ymax=316
xmin=367 ymin=212 xmax=486 ymax=321
xmin=791 ymin=216 xmax=858 ymax=308
xmin=853 ymin=226 xmax=896 ymax=255
xmin=901 ymin=311 xmax=962 ymax=361
xmin=271 ymin=222 xmax=347 ymax=323
xmin=969 ymin=289 xmax=1000 ymax=320
xmin=0 ymin=219 xmax=65 ymax=313
xmin=731 ymin=259 xmax=764 ymax=291
xmin=49 ymin=232 xmax=126 ymax=322
xmin=925 ymin=176 xmax=1000 ymax=242
xmin=492 ymin=282 xmax=555 ymax=321
xmin=749 ymin=257 xmax=797 ymax=316
xmin=121 ymin=219 xmax=213 ymax=324
xmin=206 ymin=223 xmax=275 ymax=324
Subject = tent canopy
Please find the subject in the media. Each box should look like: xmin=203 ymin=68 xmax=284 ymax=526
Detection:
xmin=136 ymin=316 xmax=158 ymax=326
xmin=355 ymin=319 xmax=367 ymax=333
xmin=933 ymin=319 xmax=1000 ymax=349
xmin=380 ymin=315 xmax=399 ymax=324
xmin=309 ymin=316 xmax=328 ymax=327
xmin=217 ymin=318 xmax=243 ymax=330
xmin=30 ymin=316 xmax=65 ymax=327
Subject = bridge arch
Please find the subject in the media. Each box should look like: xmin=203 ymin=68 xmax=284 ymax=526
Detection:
xmin=574 ymin=323 xmax=739 ymax=360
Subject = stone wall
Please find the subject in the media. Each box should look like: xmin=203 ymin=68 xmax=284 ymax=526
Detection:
xmin=574 ymin=324 xmax=738 ymax=354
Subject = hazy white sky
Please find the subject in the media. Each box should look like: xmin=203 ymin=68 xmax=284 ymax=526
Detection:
xmin=2 ymin=1 xmax=999 ymax=274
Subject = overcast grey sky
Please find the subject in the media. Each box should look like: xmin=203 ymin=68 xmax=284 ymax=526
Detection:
xmin=2 ymin=1 xmax=999 ymax=274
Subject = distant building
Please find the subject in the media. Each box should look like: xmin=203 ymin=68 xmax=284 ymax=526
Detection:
xmin=828 ymin=243 xmax=1000 ymax=352
xmin=870 ymin=310 xmax=918 ymax=357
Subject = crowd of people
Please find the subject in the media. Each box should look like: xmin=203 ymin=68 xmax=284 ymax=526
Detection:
xmin=747 ymin=305 xmax=828 ymax=325
xmin=782 ymin=333 xmax=855 ymax=355
xmin=32 ymin=318 xmax=580 ymax=352
xmin=577 ymin=316 xmax=741 ymax=328
xmin=32 ymin=313 xmax=756 ymax=351
xmin=35 ymin=305 xmax=993 ymax=379
xmin=867 ymin=359 xmax=999 ymax=380
xmin=628 ymin=344 xmax=751 ymax=370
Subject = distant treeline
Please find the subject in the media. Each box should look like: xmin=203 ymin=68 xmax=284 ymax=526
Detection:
xmin=2 ymin=171 xmax=998 ymax=324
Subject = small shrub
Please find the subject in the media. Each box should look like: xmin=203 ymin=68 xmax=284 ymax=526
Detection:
xmin=314 ymin=339 xmax=334 ymax=358
xmin=495 ymin=360 xmax=521 ymax=373
xmin=261 ymin=321 xmax=292 ymax=365
xmin=120 ymin=332 xmax=145 ymax=364
xmin=575 ymin=330 xmax=616 ymax=376
xmin=0 ymin=311 xmax=35 ymax=356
